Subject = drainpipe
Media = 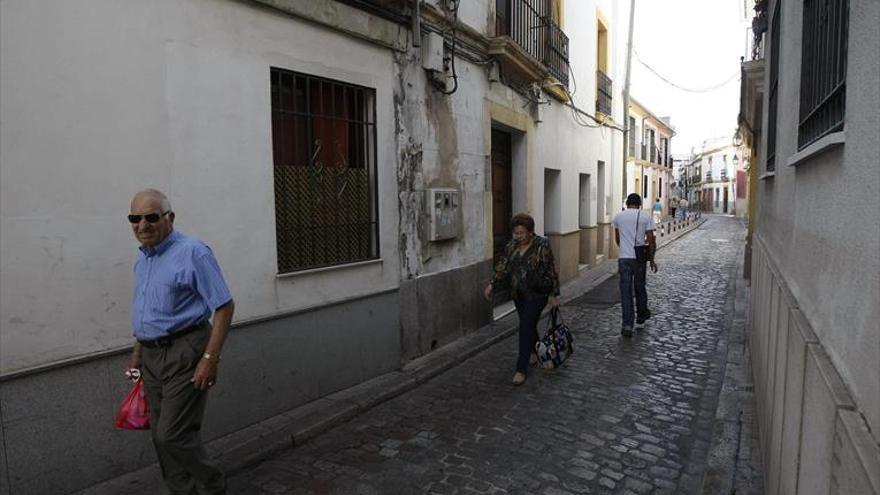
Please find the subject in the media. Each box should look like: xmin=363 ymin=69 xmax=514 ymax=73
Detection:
xmin=621 ymin=0 xmax=636 ymax=208
xmin=412 ymin=0 xmax=421 ymax=47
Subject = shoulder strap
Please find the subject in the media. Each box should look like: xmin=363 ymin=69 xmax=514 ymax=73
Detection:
xmin=634 ymin=210 xmax=641 ymax=249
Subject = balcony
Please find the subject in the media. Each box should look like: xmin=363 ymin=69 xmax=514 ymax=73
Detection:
xmin=596 ymin=70 xmax=612 ymax=115
xmin=751 ymin=0 xmax=768 ymax=60
xmin=491 ymin=0 xmax=570 ymax=97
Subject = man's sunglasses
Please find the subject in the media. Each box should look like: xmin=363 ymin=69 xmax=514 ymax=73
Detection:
xmin=128 ymin=211 xmax=170 ymax=224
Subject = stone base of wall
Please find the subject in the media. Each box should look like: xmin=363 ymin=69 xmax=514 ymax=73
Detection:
xmin=579 ymin=226 xmax=598 ymax=267
xmin=546 ymin=230 xmax=580 ymax=284
xmin=0 ymin=291 xmax=401 ymax=495
xmin=750 ymin=237 xmax=880 ymax=494
xmin=399 ymin=260 xmax=494 ymax=361
xmin=596 ymin=222 xmax=613 ymax=259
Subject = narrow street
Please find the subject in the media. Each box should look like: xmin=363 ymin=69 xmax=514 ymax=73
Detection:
xmin=227 ymin=216 xmax=756 ymax=494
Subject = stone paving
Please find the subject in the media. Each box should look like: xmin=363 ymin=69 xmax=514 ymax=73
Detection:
xmin=228 ymin=216 xmax=748 ymax=494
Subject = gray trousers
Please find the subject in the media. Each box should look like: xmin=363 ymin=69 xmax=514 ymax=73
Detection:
xmin=141 ymin=326 xmax=225 ymax=495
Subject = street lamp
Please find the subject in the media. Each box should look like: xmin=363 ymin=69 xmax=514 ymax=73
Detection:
xmin=733 ymin=155 xmax=739 ymax=168
xmin=733 ymin=128 xmax=744 ymax=147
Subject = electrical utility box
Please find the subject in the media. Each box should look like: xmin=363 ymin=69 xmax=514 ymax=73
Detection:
xmin=426 ymin=188 xmax=460 ymax=242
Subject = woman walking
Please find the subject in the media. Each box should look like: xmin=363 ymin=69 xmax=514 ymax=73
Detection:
xmin=484 ymin=213 xmax=560 ymax=385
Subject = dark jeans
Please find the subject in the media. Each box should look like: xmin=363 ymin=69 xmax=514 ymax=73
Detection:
xmin=618 ymin=259 xmax=648 ymax=327
xmin=513 ymin=296 xmax=548 ymax=372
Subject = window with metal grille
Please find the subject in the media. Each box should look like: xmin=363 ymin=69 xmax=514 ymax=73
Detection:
xmin=798 ymin=0 xmax=848 ymax=149
xmin=766 ymin=3 xmax=780 ymax=172
xmin=270 ymin=68 xmax=379 ymax=273
xmin=628 ymin=117 xmax=636 ymax=157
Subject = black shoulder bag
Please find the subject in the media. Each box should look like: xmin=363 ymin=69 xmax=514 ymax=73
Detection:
xmin=634 ymin=210 xmax=650 ymax=263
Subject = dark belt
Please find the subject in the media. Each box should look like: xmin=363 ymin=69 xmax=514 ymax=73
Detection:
xmin=138 ymin=322 xmax=208 ymax=349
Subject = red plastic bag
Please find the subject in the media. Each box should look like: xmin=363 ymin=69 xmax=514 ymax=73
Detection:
xmin=115 ymin=379 xmax=150 ymax=430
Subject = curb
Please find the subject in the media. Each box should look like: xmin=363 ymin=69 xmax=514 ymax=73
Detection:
xmin=701 ymin=220 xmax=763 ymax=493
xmin=76 ymin=217 xmax=707 ymax=495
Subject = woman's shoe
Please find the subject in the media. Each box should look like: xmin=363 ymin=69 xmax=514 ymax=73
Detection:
xmin=512 ymin=372 xmax=527 ymax=385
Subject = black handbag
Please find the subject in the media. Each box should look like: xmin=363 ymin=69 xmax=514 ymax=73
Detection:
xmin=633 ymin=211 xmax=650 ymax=263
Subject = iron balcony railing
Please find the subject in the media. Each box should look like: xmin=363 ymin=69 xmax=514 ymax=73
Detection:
xmin=596 ymin=70 xmax=612 ymax=115
xmin=496 ymin=0 xmax=570 ymax=87
xmin=545 ymin=18 xmax=569 ymax=87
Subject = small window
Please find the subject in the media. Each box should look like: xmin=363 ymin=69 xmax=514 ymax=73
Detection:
xmin=270 ymin=68 xmax=379 ymax=273
xmin=799 ymin=0 xmax=848 ymax=149
xmin=766 ymin=3 xmax=781 ymax=171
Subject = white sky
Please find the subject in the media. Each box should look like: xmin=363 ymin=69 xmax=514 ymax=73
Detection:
xmin=628 ymin=0 xmax=752 ymax=155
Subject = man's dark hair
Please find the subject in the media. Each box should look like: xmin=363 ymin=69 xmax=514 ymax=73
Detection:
xmin=511 ymin=213 xmax=535 ymax=233
xmin=626 ymin=193 xmax=643 ymax=207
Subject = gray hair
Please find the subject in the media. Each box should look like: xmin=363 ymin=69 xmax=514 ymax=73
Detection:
xmin=136 ymin=189 xmax=173 ymax=213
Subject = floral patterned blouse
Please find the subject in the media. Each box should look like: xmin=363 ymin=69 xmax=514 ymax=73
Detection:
xmin=491 ymin=235 xmax=560 ymax=299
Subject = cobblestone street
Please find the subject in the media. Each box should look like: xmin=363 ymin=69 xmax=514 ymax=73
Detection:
xmin=227 ymin=216 xmax=751 ymax=495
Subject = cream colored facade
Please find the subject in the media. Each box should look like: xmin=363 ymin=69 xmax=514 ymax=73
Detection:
xmin=625 ymin=98 xmax=674 ymax=215
xmin=692 ymin=137 xmax=745 ymax=215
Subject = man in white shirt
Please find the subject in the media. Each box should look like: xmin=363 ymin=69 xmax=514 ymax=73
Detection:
xmin=679 ymin=197 xmax=689 ymax=219
xmin=613 ymin=194 xmax=658 ymax=337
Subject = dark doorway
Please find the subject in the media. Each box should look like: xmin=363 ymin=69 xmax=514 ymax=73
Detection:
xmin=491 ymin=128 xmax=513 ymax=303
xmin=723 ymin=187 xmax=729 ymax=213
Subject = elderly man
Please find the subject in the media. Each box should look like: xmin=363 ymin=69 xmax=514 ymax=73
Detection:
xmin=127 ymin=189 xmax=234 ymax=494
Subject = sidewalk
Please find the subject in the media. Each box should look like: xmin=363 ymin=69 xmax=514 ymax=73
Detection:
xmin=77 ymin=217 xmax=706 ymax=495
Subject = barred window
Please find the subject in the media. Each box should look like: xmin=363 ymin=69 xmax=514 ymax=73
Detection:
xmin=766 ymin=3 xmax=781 ymax=171
xmin=270 ymin=68 xmax=379 ymax=273
xmin=628 ymin=117 xmax=636 ymax=157
xmin=798 ymin=0 xmax=848 ymax=149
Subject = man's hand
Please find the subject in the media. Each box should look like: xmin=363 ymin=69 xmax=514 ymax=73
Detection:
xmin=483 ymin=284 xmax=493 ymax=301
xmin=192 ymin=357 xmax=219 ymax=391
xmin=128 ymin=351 xmax=142 ymax=371
xmin=547 ymin=296 xmax=559 ymax=308
xmin=650 ymin=260 xmax=658 ymax=273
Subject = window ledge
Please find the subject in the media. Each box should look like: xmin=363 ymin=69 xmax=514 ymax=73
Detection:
xmin=787 ymin=130 xmax=845 ymax=167
xmin=759 ymin=171 xmax=776 ymax=180
xmin=276 ymin=258 xmax=382 ymax=279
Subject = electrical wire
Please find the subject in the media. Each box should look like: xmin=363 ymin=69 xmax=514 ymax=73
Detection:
xmin=436 ymin=0 xmax=460 ymax=95
xmin=634 ymin=49 xmax=740 ymax=93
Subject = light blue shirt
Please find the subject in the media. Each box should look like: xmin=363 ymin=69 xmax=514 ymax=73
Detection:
xmin=132 ymin=230 xmax=232 ymax=341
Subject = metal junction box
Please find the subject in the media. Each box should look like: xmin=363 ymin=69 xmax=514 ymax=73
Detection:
xmin=426 ymin=188 xmax=460 ymax=241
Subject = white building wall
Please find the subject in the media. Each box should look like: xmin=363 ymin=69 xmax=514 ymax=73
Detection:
xmin=0 ymin=0 xmax=402 ymax=373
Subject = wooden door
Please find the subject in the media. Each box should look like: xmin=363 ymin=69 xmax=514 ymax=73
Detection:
xmin=491 ymin=129 xmax=513 ymax=303
xmin=723 ymin=187 xmax=729 ymax=213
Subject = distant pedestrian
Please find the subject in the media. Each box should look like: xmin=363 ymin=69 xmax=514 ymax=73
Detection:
xmin=653 ymin=198 xmax=663 ymax=225
xmin=679 ymin=198 xmax=689 ymax=219
xmin=613 ymin=194 xmax=658 ymax=337
xmin=126 ymin=189 xmax=234 ymax=494
xmin=484 ymin=213 xmax=560 ymax=386
xmin=669 ymin=197 xmax=677 ymax=219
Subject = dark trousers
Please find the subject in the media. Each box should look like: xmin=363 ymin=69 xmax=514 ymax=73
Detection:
xmin=141 ymin=327 xmax=226 ymax=495
xmin=513 ymin=296 xmax=548 ymax=372
xmin=618 ymin=259 xmax=648 ymax=327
